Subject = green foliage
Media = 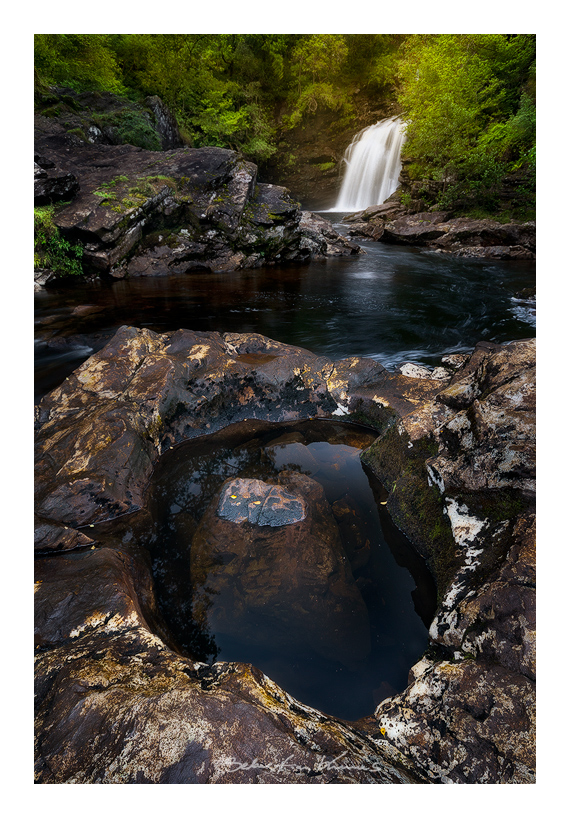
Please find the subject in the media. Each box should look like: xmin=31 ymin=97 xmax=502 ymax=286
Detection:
xmin=286 ymin=35 xmax=350 ymax=124
xmin=92 ymin=110 xmax=161 ymax=150
xmin=33 ymin=34 xmax=535 ymax=213
xmin=33 ymin=34 xmax=403 ymax=164
xmin=34 ymin=206 xmax=83 ymax=277
xmin=34 ymin=34 xmax=123 ymax=93
xmin=397 ymin=34 xmax=536 ymax=210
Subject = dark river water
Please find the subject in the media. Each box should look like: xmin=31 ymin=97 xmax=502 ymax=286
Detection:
xmin=34 ymin=218 xmax=535 ymax=403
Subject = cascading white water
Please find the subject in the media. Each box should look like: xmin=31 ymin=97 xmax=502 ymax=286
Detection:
xmin=335 ymin=117 xmax=406 ymax=211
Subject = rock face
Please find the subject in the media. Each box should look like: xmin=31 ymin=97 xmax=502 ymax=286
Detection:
xmin=190 ymin=472 xmax=371 ymax=666
xmin=34 ymin=326 xmax=442 ymax=529
xmin=34 ymin=118 xmax=360 ymax=280
xmin=34 ymin=327 xmax=535 ymax=783
xmin=34 ymin=158 xmax=79 ymax=205
xmin=345 ymin=207 xmax=535 ymax=259
xmin=144 ymin=95 xmax=183 ymax=149
xmin=361 ymin=338 xmax=536 ymax=783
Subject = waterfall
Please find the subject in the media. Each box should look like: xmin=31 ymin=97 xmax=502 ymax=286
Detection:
xmin=335 ymin=117 xmax=406 ymax=211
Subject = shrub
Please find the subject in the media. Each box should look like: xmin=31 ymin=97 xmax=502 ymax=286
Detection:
xmin=34 ymin=206 xmax=84 ymax=277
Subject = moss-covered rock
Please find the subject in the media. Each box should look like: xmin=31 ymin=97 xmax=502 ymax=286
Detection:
xmin=35 ymin=117 xmax=360 ymax=280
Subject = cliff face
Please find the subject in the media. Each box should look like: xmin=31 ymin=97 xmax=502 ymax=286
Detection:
xmin=263 ymin=94 xmax=401 ymax=210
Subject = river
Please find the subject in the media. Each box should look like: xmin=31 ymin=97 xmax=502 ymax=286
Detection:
xmin=34 ymin=217 xmax=535 ymax=403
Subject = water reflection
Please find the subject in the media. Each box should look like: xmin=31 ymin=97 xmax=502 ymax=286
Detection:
xmin=35 ymin=235 xmax=535 ymax=403
xmin=144 ymin=419 xmax=436 ymax=720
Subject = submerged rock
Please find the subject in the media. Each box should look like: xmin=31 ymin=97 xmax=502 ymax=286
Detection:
xmin=216 ymin=477 xmax=307 ymax=526
xmin=190 ymin=472 xmax=370 ymax=665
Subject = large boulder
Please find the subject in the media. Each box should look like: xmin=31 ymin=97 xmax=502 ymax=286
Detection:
xmin=34 ymin=326 xmax=444 ymax=529
xmin=361 ymin=338 xmax=536 ymax=783
xmin=34 ymin=118 xmax=360 ymax=279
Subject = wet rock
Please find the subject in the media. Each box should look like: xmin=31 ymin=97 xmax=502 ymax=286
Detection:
xmin=34 ymin=117 xmax=359 ymax=277
xmin=34 ymin=516 xmax=95 ymax=554
xmin=190 ymin=472 xmax=370 ymax=666
xmin=216 ymin=477 xmax=306 ymax=526
xmin=35 ymin=625 xmax=415 ymax=783
xmin=399 ymin=362 xmax=449 ymax=380
xmin=34 ymin=327 xmax=535 ymax=783
xmin=429 ymin=338 xmax=536 ymax=494
xmin=360 ymin=338 xmax=536 ymax=782
xmin=344 ymin=208 xmax=535 ymax=259
xmin=298 ymin=211 xmax=362 ymax=256
xmin=377 ymin=658 xmax=535 ymax=783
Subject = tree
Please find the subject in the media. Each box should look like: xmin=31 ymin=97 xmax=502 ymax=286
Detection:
xmin=397 ymin=34 xmax=535 ymax=209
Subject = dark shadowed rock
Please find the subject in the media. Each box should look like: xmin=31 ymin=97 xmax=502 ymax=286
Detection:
xmin=34 ymin=159 xmax=79 ymax=205
xmin=145 ymin=95 xmax=183 ymax=149
xmin=344 ymin=207 xmax=535 ymax=259
xmin=34 ymin=118 xmax=359 ymax=280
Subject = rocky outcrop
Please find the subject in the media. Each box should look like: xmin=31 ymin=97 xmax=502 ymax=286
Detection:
xmin=34 ymin=158 xmax=79 ymax=205
xmin=35 ymin=86 xmax=180 ymax=152
xmin=345 ymin=208 xmax=535 ymax=259
xmin=34 ymin=327 xmax=535 ymax=783
xmin=361 ymin=338 xmax=536 ymax=783
xmin=34 ymin=118 xmax=360 ymax=281
xmin=144 ymin=95 xmax=183 ymax=149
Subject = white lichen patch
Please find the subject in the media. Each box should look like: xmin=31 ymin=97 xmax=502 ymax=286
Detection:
xmin=332 ymin=403 xmax=350 ymax=416
xmin=464 ymin=545 xmax=484 ymax=569
xmin=445 ymin=498 xmax=487 ymax=546
xmin=445 ymin=411 xmax=474 ymax=449
xmin=400 ymin=363 xmax=434 ymax=379
xmin=427 ymin=464 xmax=445 ymax=494
xmin=410 ymin=658 xmax=434 ymax=680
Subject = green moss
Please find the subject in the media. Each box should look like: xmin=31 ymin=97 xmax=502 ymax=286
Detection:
xmin=65 ymin=126 xmax=86 ymax=140
xmin=361 ymin=423 xmax=457 ymax=597
xmin=41 ymin=105 xmax=62 ymax=118
xmin=91 ymin=110 xmax=161 ymax=151
xmin=445 ymin=487 xmax=530 ymax=528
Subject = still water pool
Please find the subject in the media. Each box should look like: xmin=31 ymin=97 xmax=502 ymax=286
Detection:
xmin=143 ymin=419 xmax=436 ymax=720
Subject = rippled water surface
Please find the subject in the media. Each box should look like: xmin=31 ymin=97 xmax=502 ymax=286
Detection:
xmin=35 ymin=219 xmax=535 ymax=403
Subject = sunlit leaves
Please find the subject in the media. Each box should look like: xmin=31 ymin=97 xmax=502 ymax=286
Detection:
xmin=397 ymin=34 xmax=536 ymax=207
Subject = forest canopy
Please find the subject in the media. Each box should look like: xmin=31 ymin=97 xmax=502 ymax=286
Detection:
xmin=34 ymin=33 xmax=535 ymax=211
